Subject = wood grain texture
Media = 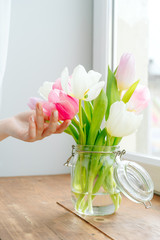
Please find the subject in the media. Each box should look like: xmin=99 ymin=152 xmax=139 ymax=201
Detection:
xmin=58 ymin=193 xmax=160 ymax=240
xmin=0 ymin=174 xmax=110 ymax=240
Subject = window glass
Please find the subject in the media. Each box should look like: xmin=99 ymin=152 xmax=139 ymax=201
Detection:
xmin=148 ymin=0 xmax=160 ymax=157
xmin=115 ymin=0 xmax=160 ymax=158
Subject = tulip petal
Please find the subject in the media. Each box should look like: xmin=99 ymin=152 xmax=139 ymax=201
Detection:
xmin=48 ymin=89 xmax=79 ymax=120
xmin=127 ymin=84 xmax=151 ymax=113
xmin=85 ymin=81 xmax=105 ymax=101
xmin=38 ymin=81 xmax=53 ymax=100
xmin=106 ymin=101 xmax=143 ymax=137
xmin=116 ymin=53 xmax=136 ymax=90
xmin=61 ymin=65 xmax=103 ymax=101
xmin=71 ymin=65 xmax=89 ymax=99
xmin=52 ymin=78 xmax=62 ymax=90
xmin=28 ymin=97 xmax=43 ymax=110
xmin=28 ymin=97 xmax=54 ymax=117
xmin=87 ymin=70 xmax=102 ymax=88
xmin=48 ymin=88 xmax=60 ymax=103
xmin=61 ymin=67 xmax=70 ymax=94
xmin=42 ymin=102 xmax=56 ymax=116
xmin=56 ymin=102 xmax=76 ymax=120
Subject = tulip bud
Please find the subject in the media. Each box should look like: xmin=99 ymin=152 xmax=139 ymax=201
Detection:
xmin=116 ymin=53 xmax=136 ymax=90
xmin=105 ymin=101 xmax=142 ymax=137
xmin=127 ymin=84 xmax=151 ymax=113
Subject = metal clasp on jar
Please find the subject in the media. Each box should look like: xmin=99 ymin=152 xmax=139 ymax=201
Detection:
xmin=64 ymin=145 xmax=75 ymax=167
xmin=113 ymin=149 xmax=126 ymax=163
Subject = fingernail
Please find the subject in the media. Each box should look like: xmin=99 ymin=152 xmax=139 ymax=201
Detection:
xmin=30 ymin=116 xmax=34 ymax=122
xmin=53 ymin=110 xmax=58 ymax=119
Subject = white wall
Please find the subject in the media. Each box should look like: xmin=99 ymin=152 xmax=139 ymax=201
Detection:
xmin=0 ymin=0 xmax=93 ymax=176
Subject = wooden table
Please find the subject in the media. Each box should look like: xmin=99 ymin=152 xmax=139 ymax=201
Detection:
xmin=0 ymin=174 xmax=159 ymax=240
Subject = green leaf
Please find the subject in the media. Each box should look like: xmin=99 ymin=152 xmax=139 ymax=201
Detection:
xmin=91 ymin=100 xmax=94 ymax=106
xmin=84 ymin=101 xmax=93 ymax=123
xmin=105 ymin=66 xmax=120 ymax=121
xmin=88 ymin=129 xmax=107 ymax=182
xmin=71 ymin=118 xmax=80 ymax=133
xmin=82 ymin=107 xmax=90 ymax=142
xmin=113 ymin=137 xmax=122 ymax=146
xmin=67 ymin=124 xmax=79 ymax=143
xmin=122 ymin=79 xmax=140 ymax=103
xmin=94 ymin=128 xmax=107 ymax=147
xmin=114 ymin=66 xmax=118 ymax=75
xmin=106 ymin=132 xmax=115 ymax=146
xmin=87 ymin=89 xmax=108 ymax=145
xmin=83 ymin=123 xmax=87 ymax=145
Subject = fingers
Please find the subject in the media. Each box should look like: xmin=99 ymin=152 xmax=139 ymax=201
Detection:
xmin=28 ymin=104 xmax=70 ymax=141
xmin=28 ymin=115 xmax=36 ymax=140
xmin=36 ymin=103 xmax=44 ymax=139
xmin=55 ymin=120 xmax=71 ymax=133
xmin=42 ymin=110 xmax=58 ymax=138
xmin=44 ymin=113 xmax=50 ymax=121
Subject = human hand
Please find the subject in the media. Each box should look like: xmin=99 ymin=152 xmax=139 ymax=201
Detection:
xmin=2 ymin=103 xmax=71 ymax=142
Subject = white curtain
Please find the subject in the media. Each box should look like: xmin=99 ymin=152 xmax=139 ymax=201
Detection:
xmin=0 ymin=0 xmax=11 ymax=105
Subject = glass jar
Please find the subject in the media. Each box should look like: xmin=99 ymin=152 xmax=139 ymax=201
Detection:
xmin=70 ymin=145 xmax=121 ymax=216
xmin=65 ymin=145 xmax=154 ymax=216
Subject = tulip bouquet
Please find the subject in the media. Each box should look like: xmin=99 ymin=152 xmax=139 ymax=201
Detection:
xmin=28 ymin=53 xmax=150 ymax=214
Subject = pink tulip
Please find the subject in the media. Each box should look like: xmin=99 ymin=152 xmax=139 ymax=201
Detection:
xmin=48 ymin=89 xmax=79 ymax=120
xmin=28 ymin=79 xmax=79 ymax=121
xmin=116 ymin=53 xmax=136 ymax=90
xmin=52 ymin=77 xmax=72 ymax=92
xmin=127 ymin=84 xmax=151 ymax=113
xmin=52 ymin=78 xmax=62 ymax=90
xmin=41 ymin=101 xmax=57 ymax=116
xmin=28 ymin=97 xmax=43 ymax=110
xmin=28 ymin=97 xmax=56 ymax=116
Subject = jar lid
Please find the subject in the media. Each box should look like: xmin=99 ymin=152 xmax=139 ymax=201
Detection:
xmin=114 ymin=160 xmax=154 ymax=208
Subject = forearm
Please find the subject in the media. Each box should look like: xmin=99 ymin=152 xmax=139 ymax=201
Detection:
xmin=0 ymin=118 xmax=11 ymax=141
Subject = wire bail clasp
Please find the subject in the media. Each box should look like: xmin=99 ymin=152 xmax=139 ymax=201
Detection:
xmin=113 ymin=149 xmax=126 ymax=163
xmin=64 ymin=145 xmax=75 ymax=167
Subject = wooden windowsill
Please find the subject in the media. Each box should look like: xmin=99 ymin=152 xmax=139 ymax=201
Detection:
xmin=0 ymin=174 xmax=159 ymax=240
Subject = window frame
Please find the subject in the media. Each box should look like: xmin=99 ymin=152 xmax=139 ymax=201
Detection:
xmin=93 ymin=0 xmax=160 ymax=194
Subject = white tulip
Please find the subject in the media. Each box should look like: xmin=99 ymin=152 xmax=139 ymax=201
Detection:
xmin=38 ymin=81 xmax=53 ymax=100
xmin=115 ymin=53 xmax=136 ymax=91
xmin=61 ymin=65 xmax=105 ymax=101
xmin=105 ymin=101 xmax=143 ymax=137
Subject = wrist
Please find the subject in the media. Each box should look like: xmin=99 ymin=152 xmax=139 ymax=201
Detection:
xmin=0 ymin=118 xmax=12 ymax=141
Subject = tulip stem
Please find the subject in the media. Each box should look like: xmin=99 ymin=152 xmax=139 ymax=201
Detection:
xmin=72 ymin=117 xmax=80 ymax=127
xmin=78 ymin=100 xmax=84 ymax=144
xmin=79 ymin=100 xmax=83 ymax=127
